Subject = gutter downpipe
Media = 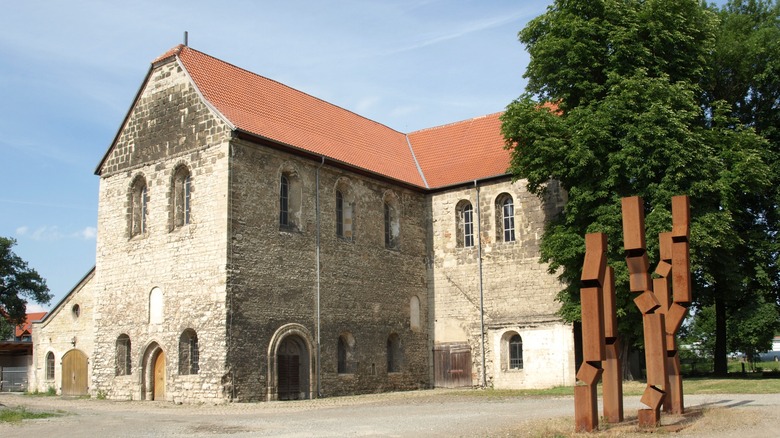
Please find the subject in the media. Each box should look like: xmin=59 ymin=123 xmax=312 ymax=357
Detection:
xmin=316 ymin=156 xmax=325 ymax=398
xmin=475 ymin=180 xmax=486 ymax=388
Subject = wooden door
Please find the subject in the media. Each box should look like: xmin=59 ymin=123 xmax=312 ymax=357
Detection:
xmin=61 ymin=350 xmax=88 ymax=396
xmin=433 ymin=343 xmax=473 ymax=388
xmin=153 ymin=352 xmax=166 ymax=400
xmin=277 ymin=354 xmax=300 ymax=400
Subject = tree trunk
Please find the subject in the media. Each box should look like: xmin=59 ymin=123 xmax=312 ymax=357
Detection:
xmin=713 ymin=295 xmax=728 ymax=376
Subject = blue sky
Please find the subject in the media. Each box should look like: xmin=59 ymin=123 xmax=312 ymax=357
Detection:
xmin=1 ymin=1 xmax=555 ymax=311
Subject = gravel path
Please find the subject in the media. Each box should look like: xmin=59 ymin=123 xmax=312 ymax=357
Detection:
xmin=2 ymin=389 xmax=779 ymax=437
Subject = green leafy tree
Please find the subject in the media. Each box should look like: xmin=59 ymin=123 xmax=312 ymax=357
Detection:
xmin=501 ymin=0 xmax=777 ymax=376
xmin=700 ymin=0 xmax=780 ymax=374
xmin=0 ymin=237 xmax=51 ymax=329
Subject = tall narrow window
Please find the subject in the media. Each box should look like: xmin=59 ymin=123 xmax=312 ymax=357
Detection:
xmin=336 ymin=190 xmax=344 ymax=237
xmin=280 ymin=174 xmax=289 ymax=227
xmin=337 ymin=336 xmax=348 ymax=374
xmin=149 ymin=287 xmax=163 ymax=324
xmin=387 ymin=333 xmax=401 ymax=372
xmin=502 ymin=198 xmax=515 ymax=242
xmin=383 ymin=192 xmax=399 ymax=249
xmin=384 ymin=202 xmax=391 ymax=246
xmin=179 ymin=329 xmax=199 ymax=375
xmin=496 ymin=193 xmax=516 ymax=243
xmin=130 ymin=176 xmax=148 ymax=237
xmin=463 ymin=203 xmax=474 ymax=247
xmin=509 ymin=334 xmax=523 ymax=369
xmin=335 ymin=181 xmax=355 ymax=240
xmin=410 ymin=296 xmax=421 ymax=331
xmin=172 ymin=166 xmax=191 ymax=229
xmin=116 ymin=334 xmax=132 ymax=376
xmin=45 ymin=352 xmax=55 ymax=380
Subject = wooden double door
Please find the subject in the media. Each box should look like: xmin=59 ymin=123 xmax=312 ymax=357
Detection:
xmin=61 ymin=350 xmax=88 ymax=396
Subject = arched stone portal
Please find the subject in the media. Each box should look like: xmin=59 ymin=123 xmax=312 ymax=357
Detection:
xmin=141 ymin=342 xmax=166 ymax=401
xmin=267 ymin=323 xmax=317 ymax=401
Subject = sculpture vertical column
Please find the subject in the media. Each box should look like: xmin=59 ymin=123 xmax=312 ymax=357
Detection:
xmin=574 ymin=233 xmax=607 ymax=432
xmin=602 ymin=266 xmax=623 ymax=423
xmin=621 ymin=196 xmax=667 ymax=428
xmin=666 ymin=195 xmax=691 ymax=414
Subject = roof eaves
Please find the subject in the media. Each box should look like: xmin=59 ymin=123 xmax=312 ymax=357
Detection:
xmin=427 ymin=172 xmax=511 ymax=193
xmin=234 ymin=129 xmax=427 ymax=192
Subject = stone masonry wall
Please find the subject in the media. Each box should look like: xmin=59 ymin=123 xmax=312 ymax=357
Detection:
xmin=92 ymin=58 xmax=232 ymax=403
xmin=428 ymin=178 xmax=575 ymax=388
xmin=226 ymin=139 xmax=430 ymax=401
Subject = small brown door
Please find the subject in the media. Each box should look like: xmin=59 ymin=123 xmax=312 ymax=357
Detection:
xmin=61 ymin=350 xmax=88 ymax=396
xmin=153 ymin=352 xmax=166 ymax=400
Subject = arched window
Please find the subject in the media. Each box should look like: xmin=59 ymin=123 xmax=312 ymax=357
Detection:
xmin=130 ymin=176 xmax=148 ymax=237
xmin=337 ymin=332 xmax=355 ymax=374
xmin=383 ymin=192 xmax=400 ymax=249
xmin=509 ymin=334 xmax=523 ymax=369
xmin=45 ymin=352 xmax=55 ymax=380
xmin=410 ymin=296 xmax=421 ymax=331
xmin=280 ymin=174 xmax=290 ymax=227
xmin=335 ymin=181 xmax=356 ymax=240
xmin=456 ymin=200 xmax=474 ymax=248
xmin=387 ymin=333 xmax=402 ymax=373
xmin=495 ymin=193 xmax=516 ymax=242
xmin=179 ymin=329 xmax=199 ymax=375
xmin=279 ymin=168 xmax=302 ymax=231
xmin=171 ymin=165 xmax=191 ymax=229
xmin=149 ymin=287 xmax=163 ymax=324
xmin=115 ymin=334 xmax=132 ymax=376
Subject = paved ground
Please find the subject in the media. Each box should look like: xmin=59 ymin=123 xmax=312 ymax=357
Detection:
xmin=1 ymin=389 xmax=779 ymax=437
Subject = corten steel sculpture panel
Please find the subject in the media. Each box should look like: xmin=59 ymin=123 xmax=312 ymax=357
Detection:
xmin=620 ymin=195 xmax=691 ymax=427
xmin=664 ymin=196 xmax=691 ymax=414
xmin=602 ymin=266 xmax=623 ymax=423
xmin=574 ymin=233 xmax=607 ymax=432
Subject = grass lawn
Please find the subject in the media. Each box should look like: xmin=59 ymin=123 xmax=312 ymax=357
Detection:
xmin=0 ymin=406 xmax=61 ymax=423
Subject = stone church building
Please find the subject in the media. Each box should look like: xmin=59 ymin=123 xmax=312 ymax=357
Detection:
xmin=31 ymin=45 xmax=574 ymax=402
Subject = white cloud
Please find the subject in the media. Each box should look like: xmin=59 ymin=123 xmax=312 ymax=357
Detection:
xmin=76 ymin=227 xmax=97 ymax=240
xmin=16 ymin=225 xmax=28 ymax=236
xmin=30 ymin=226 xmax=64 ymax=241
xmin=25 ymin=303 xmax=49 ymax=313
xmin=355 ymin=96 xmax=380 ymax=113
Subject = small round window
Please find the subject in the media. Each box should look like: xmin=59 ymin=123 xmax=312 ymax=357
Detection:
xmin=72 ymin=304 xmax=80 ymax=318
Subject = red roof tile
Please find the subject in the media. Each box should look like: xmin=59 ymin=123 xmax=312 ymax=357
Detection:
xmin=14 ymin=312 xmax=47 ymax=337
xmin=163 ymin=46 xmax=512 ymax=189
xmin=408 ymin=113 xmax=509 ymax=188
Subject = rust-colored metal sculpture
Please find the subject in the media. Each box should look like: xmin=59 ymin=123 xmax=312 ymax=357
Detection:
xmin=621 ymin=195 xmax=691 ymax=427
xmin=574 ymin=195 xmax=690 ymax=432
xmin=622 ymin=196 xmax=667 ymax=427
xmin=664 ymin=196 xmax=691 ymax=414
xmin=574 ymin=233 xmax=607 ymax=432
xmin=601 ymin=265 xmax=623 ymax=423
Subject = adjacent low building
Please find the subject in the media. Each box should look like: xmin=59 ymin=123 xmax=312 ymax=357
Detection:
xmin=31 ymin=44 xmax=575 ymax=402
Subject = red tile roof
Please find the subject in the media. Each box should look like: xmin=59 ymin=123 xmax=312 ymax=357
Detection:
xmin=14 ymin=312 xmax=47 ymax=338
xmin=408 ymin=113 xmax=510 ymax=188
xmin=158 ymin=45 xmax=512 ymax=189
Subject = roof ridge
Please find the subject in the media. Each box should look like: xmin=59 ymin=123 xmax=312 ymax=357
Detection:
xmin=408 ymin=111 xmax=504 ymax=135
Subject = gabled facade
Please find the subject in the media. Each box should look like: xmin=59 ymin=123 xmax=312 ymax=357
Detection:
xmin=32 ymin=45 xmax=574 ymax=402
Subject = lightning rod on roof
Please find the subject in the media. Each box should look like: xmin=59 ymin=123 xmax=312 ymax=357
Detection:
xmin=184 ymin=31 xmax=188 ymax=46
